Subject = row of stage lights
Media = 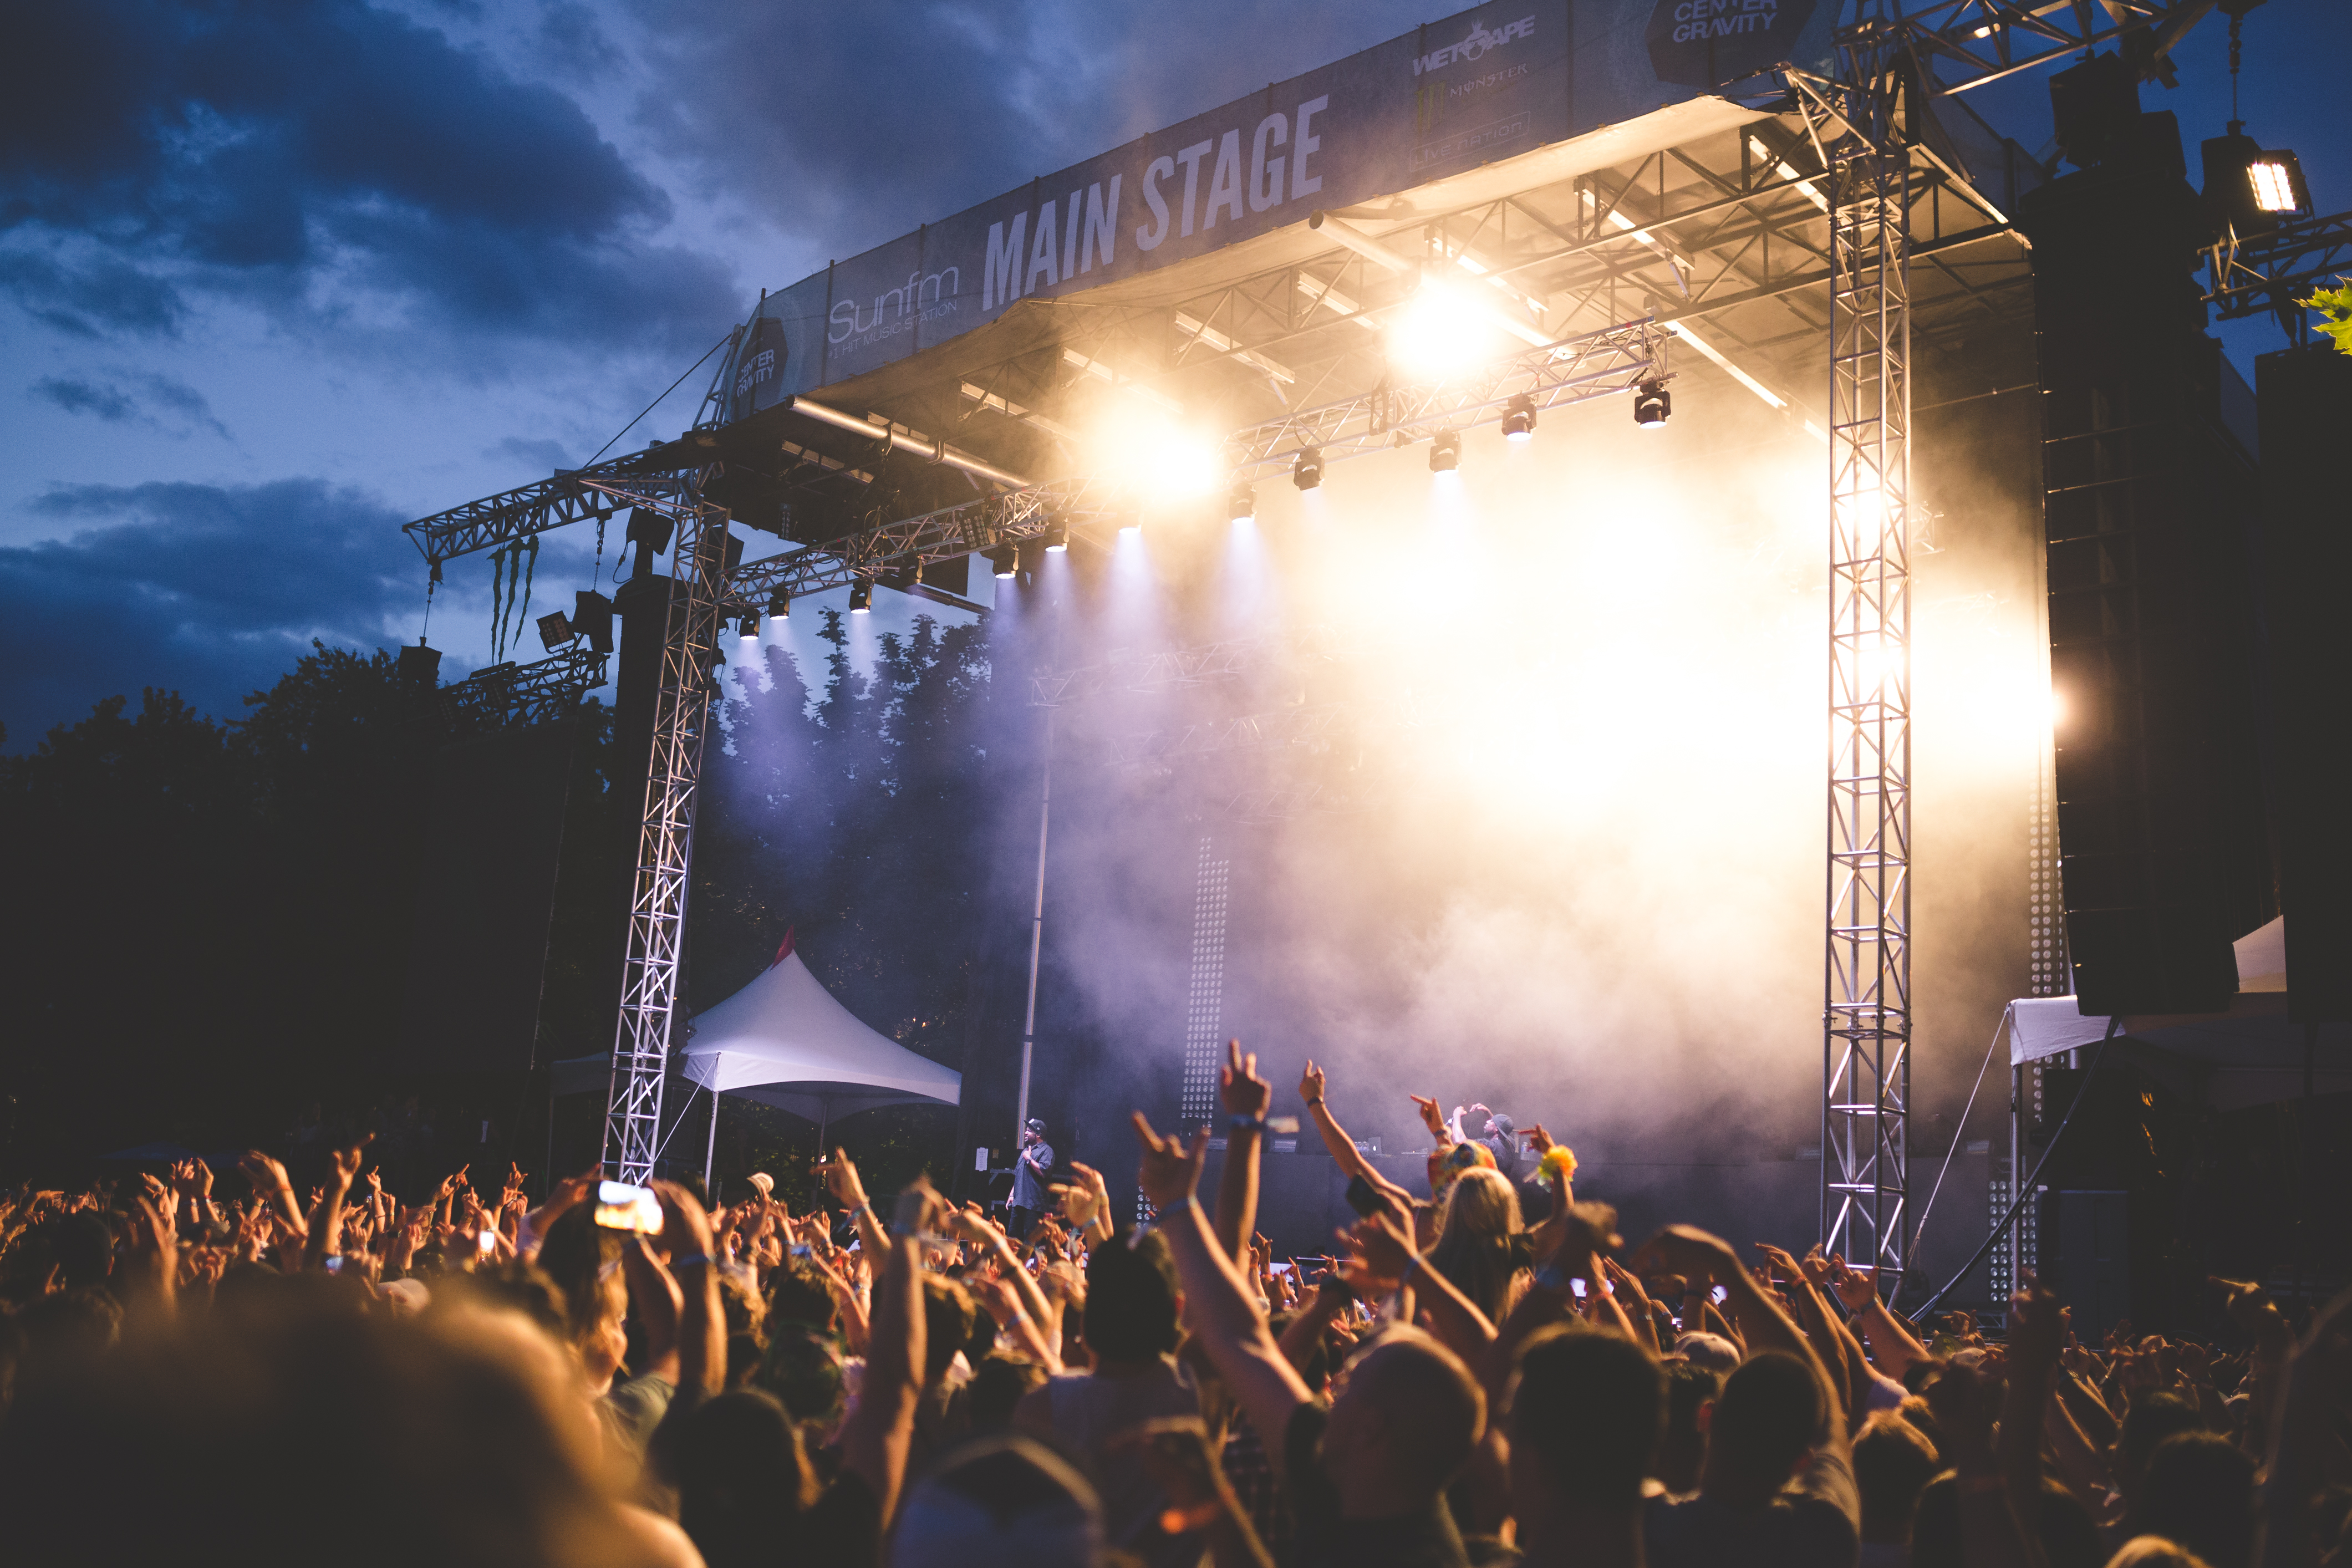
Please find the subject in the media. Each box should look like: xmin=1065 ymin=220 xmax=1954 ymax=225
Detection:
xmin=728 ymin=378 xmax=1673 ymax=635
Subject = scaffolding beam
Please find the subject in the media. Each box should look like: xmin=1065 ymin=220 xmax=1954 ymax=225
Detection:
xmin=1808 ymin=22 xmax=1915 ymax=1297
xmin=594 ymin=477 xmax=727 ymax=1184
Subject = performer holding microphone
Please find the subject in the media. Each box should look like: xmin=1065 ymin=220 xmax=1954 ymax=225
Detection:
xmin=1008 ymin=1116 xmax=1054 ymax=1241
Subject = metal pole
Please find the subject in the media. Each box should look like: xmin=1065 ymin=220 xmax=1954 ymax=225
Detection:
xmin=704 ymin=1086 xmax=721 ymax=1187
xmin=1016 ymin=706 xmax=1054 ymax=1139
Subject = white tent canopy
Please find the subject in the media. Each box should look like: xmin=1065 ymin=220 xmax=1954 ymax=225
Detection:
xmin=2005 ymin=917 xmax=2352 ymax=1112
xmin=675 ymin=936 xmax=960 ymax=1127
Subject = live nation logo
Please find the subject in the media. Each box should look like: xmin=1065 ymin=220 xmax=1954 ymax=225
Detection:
xmin=1645 ymin=0 xmax=1818 ymax=88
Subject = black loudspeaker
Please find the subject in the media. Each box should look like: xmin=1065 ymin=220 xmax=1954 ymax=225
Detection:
xmin=2022 ymin=141 xmax=2274 ymax=1016
xmin=2256 ymin=345 xmax=2352 ymax=1020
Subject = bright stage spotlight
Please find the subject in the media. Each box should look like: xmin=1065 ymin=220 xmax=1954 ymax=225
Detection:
xmin=536 ymin=610 xmax=575 ymax=653
xmin=987 ymin=544 xmax=1017 ymax=578
xmin=1500 ymin=393 xmax=1538 ymax=442
xmin=1428 ymin=429 xmax=1462 ymax=472
xmin=1292 ymin=447 xmax=1324 ymax=490
xmin=1041 ymin=517 xmax=1069 ymax=553
xmin=1386 ymin=277 xmax=1500 ymax=382
xmin=1634 ymin=380 xmax=1672 ymax=430
xmin=766 ymin=587 xmax=790 ymax=621
xmin=737 ymin=610 xmax=759 ymax=639
xmin=1229 ymin=485 xmax=1256 ymax=523
xmin=848 ymin=578 xmax=873 ymax=614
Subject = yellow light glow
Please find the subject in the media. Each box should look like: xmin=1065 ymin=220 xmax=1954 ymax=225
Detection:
xmin=1083 ymin=401 xmax=1224 ymax=504
xmin=1386 ymin=279 xmax=1505 ymax=383
xmin=2248 ymin=160 xmax=2297 ymax=213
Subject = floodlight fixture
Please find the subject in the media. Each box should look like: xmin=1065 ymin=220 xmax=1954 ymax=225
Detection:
xmin=1428 ymin=429 xmax=1462 ymax=472
xmin=1500 ymin=393 xmax=1538 ymax=442
xmin=849 ymin=578 xmax=873 ymax=614
xmin=573 ymin=590 xmax=614 ymax=653
xmin=2248 ymin=156 xmax=2300 ymax=212
xmin=766 ymin=587 xmax=790 ymax=620
xmin=1042 ymin=517 xmax=1069 ymax=553
xmin=1634 ymin=380 xmax=1672 ymax=430
xmin=536 ymin=611 xmax=574 ymax=653
xmin=987 ymin=545 xmax=1017 ymax=578
xmin=737 ymin=611 xmax=759 ymax=639
xmin=1228 ymin=485 xmax=1256 ymax=523
xmin=1292 ymin=447 xmax=1323 ymax=490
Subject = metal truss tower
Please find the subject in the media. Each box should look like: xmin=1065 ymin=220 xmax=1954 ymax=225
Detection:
xmin=1809 ymin=13 xmax=1914 ymax=1295
xmin=594 ymin=477 xmax=729 ymax=1184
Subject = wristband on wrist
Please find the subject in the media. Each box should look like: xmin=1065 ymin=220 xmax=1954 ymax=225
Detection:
xmin=1229 ymin=1114 xmax=1267 ymax=1134
xmin=1302 ymin=1096 xmax=1324 ymax=1107
xmin=671 ymin=1252 xmax=714 ymax=1270
xmin=1156 ymin=1194 xmax=1197 ymax=1215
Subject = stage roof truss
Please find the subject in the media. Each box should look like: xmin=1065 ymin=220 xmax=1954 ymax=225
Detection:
xmin=2203 ymin=210 xmax=2352 ymax=337
xmin=430 ymin=645 xmax=609 ymax=732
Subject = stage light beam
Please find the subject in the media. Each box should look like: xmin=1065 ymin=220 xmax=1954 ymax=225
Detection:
xmin=1229 ymin=485 xmax=1256 ymax=523
xmin=767 ymin=588 xmax=790 ymax=621
xmin=987 ymin=544 xmax=1017 ymax=578
xmin=1429 ymin=429 xmax=1462 ymax=472
xmin=1292 ymin=447 xmax=1324 ymax=491
xmin=849 ymin=578 xmax=873 ymax=614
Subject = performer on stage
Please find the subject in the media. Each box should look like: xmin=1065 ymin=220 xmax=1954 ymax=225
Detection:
xmin=1452 ymin=1101 xmax=1522 ymax=1180
xmin=1009 ymin=1116 xmax=1054 ymax=1241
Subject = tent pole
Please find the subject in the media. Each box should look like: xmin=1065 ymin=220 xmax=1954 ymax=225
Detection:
xmin=1017 ymin=707 xmax=1054 ymax=1140
xmin=704 ymin=1086 xmax=720 ymax=1187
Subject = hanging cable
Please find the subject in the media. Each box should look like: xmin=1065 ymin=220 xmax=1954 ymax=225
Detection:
xmin=1902 ymin=1014 xmax=2007 ymax=1272
xmin=1908 ymin=1016 xmax=2121 ymax=1323
xmin=584 ymin=332 xmax=734 ymax=469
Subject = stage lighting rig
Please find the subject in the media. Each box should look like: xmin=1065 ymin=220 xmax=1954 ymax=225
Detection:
xmin=1634 ymin=380 xmax=1672 ymax=430
xmin=573 ymin=590 xmax=614 ymax=653
xmin=849 ymin=578 xmax=873 ymax=614
xmin=1292 ymin=446 xmax=1323 ymax=490
xmin=987 ymin=544 xmax=1017 ymax=578
xmin=623 ymin=507 xmax=673 ymax=580
xmin=1428 ymin=429 xmax=1462 ymax=472
xmin=1228 ymin=485 xmax=1256 ymax=523
xmin=1500 ymin=394 xmax=1538 ymax=442
xmin=766 ymin=587 xmax=790 ymax=622
xmin=536 ymin=610 xmax=575 ymax=653
xmin=1042 ymin=517 xmax=1069 ymax=553
xmin=737 ymin=611 xmax=760 ymax=639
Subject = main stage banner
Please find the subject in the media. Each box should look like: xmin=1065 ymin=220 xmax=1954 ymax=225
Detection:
xmin=724 ymin=0 xmax=1831 ymax=420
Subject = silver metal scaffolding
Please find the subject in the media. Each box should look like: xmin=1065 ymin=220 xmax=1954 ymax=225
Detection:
xmin=592 ymin=477 xmax=728 ymax=1184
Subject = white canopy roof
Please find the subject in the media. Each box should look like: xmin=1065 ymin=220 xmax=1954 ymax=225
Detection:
xmin=675 ymin=935 xmax=960 ymax=1126
xmin=2004 ymin=917 xmax=2352 ymax=1111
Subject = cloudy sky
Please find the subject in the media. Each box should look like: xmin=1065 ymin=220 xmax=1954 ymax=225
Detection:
xmin=1 ymin=0 xmax=2336 ymax=745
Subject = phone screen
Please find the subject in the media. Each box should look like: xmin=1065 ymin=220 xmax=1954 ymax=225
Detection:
xmin=594 ymin=1180 xmax=663 ymax=1235
xmin=790 ymin=1243 xmax=812 ymax=1259
xmin=1710 ymin=1284 xmax=1728 ymax=1304
xmin=476 ymin=1228 xmax=498 ymax=1256
xmin=323 ymin=1255 xmax=344 ymax=1274
xmin=1569 ymin=1277 xmax=1586 ymax=1298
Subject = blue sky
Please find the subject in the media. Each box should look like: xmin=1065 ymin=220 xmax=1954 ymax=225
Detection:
xmin=2 ymin=0 xmax=2338 ymax=745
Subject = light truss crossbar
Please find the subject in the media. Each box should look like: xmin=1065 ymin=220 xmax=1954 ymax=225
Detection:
xmin=2203 ymin=210 xmax=2352 ymax=325
xmin=1221 ymin=318 xmax=1666 ymax=485
xmin=592 ymin=477 xmax=727 ymax=1184
xmin=1891 ymin=0 xmax=2214 ymax=96
xmin=403 ymin=465 xmax=694 ymax=566
xmin=1813 ymin=20 xmax=1913 ymax=1297
xmin=431 ymin=646 xmax=610 ymax=731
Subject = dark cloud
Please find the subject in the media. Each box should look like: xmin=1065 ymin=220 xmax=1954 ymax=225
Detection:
xmin=0 ymin=0 xmax=737 ymax=353
xmin=32 ymin=376 xmax=135 ymax=421
xmin=627 ymin=0 xmax=1426 ymax=264
xmin=539 ymin=1 xmax=624 ymax=76
xmin=0 ymin=478 xmax=416 ymax=742
xmin=29 ymin=369 xmax=230 ymax=437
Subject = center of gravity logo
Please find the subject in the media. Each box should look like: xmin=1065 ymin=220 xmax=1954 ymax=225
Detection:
xmin=1412 ymin=14 xmax=1536 ymax=75
xmin=1645 ymin=0 xmax=1818 ymax=87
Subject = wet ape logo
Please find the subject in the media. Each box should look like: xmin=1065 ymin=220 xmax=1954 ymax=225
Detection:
xmin=1409 ymin=14 xmax=1537 ymax=76
xmin=1645 ymin=0 xmax=1818 ymax=88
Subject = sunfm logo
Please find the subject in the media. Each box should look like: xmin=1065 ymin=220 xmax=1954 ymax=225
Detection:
xmin=1411 ymin=14 xmax=1536 ymax=76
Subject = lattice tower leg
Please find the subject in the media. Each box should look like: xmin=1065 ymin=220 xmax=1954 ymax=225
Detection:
xmin=602 ymin=489 xmax=725 ymax=1183
xmin=1819 ymin=43 xmax=1914 ymax=1300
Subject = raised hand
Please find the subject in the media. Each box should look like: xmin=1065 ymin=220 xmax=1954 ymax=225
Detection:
xmin=1131 ymin=1111 xmax=1209 ymax=1210
xmin=1828 ymin=1252 xmax=1877 ymax=1310
xmin=327 ymin=1135 xmax=373 ymax=1191
xmin=1521 ymin=1123 xmax=1554 ymax=1156
xmin=1753 ymin=1241 xmax=1804 ymax=1281
xmin=817 ymin=1147 xmax=868 ymax=1211
xmin=1219 ymin=1038 xmax=1271 ymax=1119
xmin=1299 ymin=1057 xmax=1327 ymax=1106
xmin=1409 ymin=1094 xmax=1448 ymax=1141
xmin=1627 ymin=1224 xmax=1738 ymax=1289
xmin=1798 ymin=1244 xmax=1833 ymax=1287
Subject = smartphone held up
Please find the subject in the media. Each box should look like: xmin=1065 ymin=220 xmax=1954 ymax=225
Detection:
xmin=594 ymin=1180 xmax=662 ymax=1236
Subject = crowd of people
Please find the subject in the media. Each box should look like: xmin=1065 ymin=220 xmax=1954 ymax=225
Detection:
xmin=0 ymin=1040 xmax=2344 ymax=1568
